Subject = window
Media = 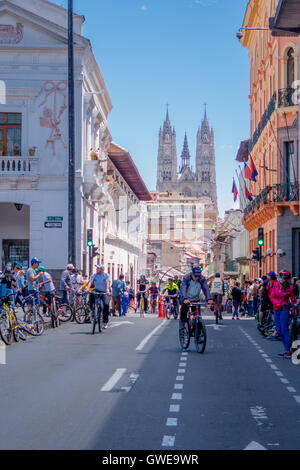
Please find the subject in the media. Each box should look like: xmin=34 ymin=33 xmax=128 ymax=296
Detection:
xmin=0 ymin=113 xmax=22 ymax=156
xmin=287 ymin=48 xmax=295 ymax=89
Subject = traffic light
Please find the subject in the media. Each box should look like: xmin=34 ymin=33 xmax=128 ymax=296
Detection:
xmin=87 ymin=229 xmax=93 ymax=247
xmin=91 ymin=245 xmax=99 ymax=258
xmin=252 ymin=248 xmax=260 ymax=261
xmin=258 ymin=227 xmax=264 ymax=247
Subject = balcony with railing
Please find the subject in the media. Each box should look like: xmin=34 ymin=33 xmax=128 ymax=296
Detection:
xmin=0 ymin=155 xmax=39 ymax=181
xmin=244 ymin=183 xmax=299 ymax=220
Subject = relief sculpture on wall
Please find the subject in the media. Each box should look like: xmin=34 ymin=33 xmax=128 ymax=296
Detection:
xmin=0 ymin=23 xmax=24 ymax=44
xmin=39 ymin=81 xmax=67 ymax=156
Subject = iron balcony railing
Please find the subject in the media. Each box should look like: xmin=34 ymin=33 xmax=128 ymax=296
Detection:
xmin=244 ymin=183 xmax=299 ymax=217
xmin=249 ymin=93 xmax=276 ymax=153
xmin=278 ymin=88 xmax=297 ymax=108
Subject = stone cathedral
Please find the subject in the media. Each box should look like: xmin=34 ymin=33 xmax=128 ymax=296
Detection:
xmin=156 ymin=108 xmax=218 ymax=211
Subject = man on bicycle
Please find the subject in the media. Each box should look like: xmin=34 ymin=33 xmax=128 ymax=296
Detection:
xmin=148 ymin=281 xmax=159 ymax=313
xmin=136 ymin=275 xmax=149 ymax=313
xmin=179 ymin=267 xmax=213 ymax=331
xmin=85 ymin=265 xmax=111 ymax=329
xmin=26 ymin=258 xmax=43 ymax=314
xmin=163 ymin=277 xmax=179 ymax=316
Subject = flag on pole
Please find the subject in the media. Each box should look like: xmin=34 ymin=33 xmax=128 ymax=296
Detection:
xmin=244 ymin=162 xmax=252 ymax=180
xmin=250 ymin=157 xmax=258 ymax=182
xmin=245 ymin=186 xmax=253 ymax=201
xmin=232 ymin=179 xmax=238 ymax=202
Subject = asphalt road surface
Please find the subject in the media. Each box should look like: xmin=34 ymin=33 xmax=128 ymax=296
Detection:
xmin=1 ymin=311 xmax=300 ymax=450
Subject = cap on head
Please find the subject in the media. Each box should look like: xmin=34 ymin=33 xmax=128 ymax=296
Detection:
xmin=31 ymin=258 xmax=42 ymax=265
xmin=95 ymin=264 xmax=104 ymax=270
xmin=192 ymin=267 xmax=202 ymax=277
xmin=36 ymin=266 xmax=46 ymax=272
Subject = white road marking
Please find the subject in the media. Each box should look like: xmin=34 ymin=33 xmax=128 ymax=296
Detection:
xmin=166 ymin=418 xmax=178 ymax=426
xmin=280 ymin=378 xmax=289 ymax=384
xmin=171 ymin=393 xmax=182 ymax=400
xmin=179 ymin=362 xmax=186 ymax=367
xmin=275 ymin=371 xmax=283 ymax=377
xmin=294 ymin=396 xmax=300 ymax=404
xmin=176 ymin=376 xmax=184 ymax=381
xmin=244 ymin=441 xmax=267 ymax=450
xmin=162 ymin=436 xmax=175 ymax=447
xmin=270 ymin=365 xmax=278 ymax=370
xmin=100 ymin=368 xmax=127 ymax=392
xmin=108 ymin=321 xmax=134 ymax=329
xmin=287 ymin=387 xmax=296 ymax=393
xmin=265 ymin=359 xmax=273 ymax=363
xmin=178 ymin=369 xmax=186 ymax=374
xmin=0 ymin=340 xmax=6 ymax=365
xmin=169 ymin=404 xmax=180 ymax=413
xmin=180 ymin=357 xmax=188 ymax=361
xmin=136 ymin=320 xmax=167 ymax=351
xmin=174 ymin=384 xmax=183 ymax=390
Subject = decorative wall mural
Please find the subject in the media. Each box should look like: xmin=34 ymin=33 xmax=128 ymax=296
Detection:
xmin=39 ymin=81 xmax=67 ymax=155
xmin=0 ymin=23 xmax=23 ymax=44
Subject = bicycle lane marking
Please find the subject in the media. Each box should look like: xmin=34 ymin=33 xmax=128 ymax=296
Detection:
xmin=239 ymin=327 xmax=300 ymax=407
xmin=135 ymin=320 xmax=168 ymax=351
xmin=162 ymin=351 xmax=188 ymax=448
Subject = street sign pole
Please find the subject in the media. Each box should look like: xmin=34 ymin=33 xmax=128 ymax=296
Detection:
xmin=68 ymin=0 xmax=76 ymax=266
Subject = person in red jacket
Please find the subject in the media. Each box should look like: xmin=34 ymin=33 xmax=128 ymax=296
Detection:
xmin=269 ymin=270 xmax=296 ymax=358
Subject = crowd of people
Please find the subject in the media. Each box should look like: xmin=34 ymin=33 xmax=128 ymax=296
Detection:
xmin=1 ymin=259 xmax=300 ymax=357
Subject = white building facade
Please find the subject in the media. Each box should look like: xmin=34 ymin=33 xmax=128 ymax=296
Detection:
xmin=0 ymin=0 xmax=150 ymax=283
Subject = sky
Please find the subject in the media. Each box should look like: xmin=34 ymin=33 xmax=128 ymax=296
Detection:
xmin=54 ymin=0 xmax=250 ymax=216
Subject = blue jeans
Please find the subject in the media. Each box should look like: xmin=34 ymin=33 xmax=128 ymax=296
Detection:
xmin=233 ymin=300 xmax=240 ymax=318
xmin=273 ymin=309 xmax=290 ymax=352
xmin=247 ymin=300 xmax=254 ymax=317
xmin=253 ymin=296 xmax=259 ymax=317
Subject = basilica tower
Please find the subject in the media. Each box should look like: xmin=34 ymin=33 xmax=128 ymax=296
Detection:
xmin=156 ymin=108 xmax=177 ymax=192
xmin=196 ymin=108 xmax=218 ymax=210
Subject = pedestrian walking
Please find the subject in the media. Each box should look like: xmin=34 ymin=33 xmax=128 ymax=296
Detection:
xmin=111 ymin=274 xmax=125 ymax=317
xmin=269 ymin=270 xmax=296 ymax=358
xmin=231 ymin=282 xmax=243 ymax=319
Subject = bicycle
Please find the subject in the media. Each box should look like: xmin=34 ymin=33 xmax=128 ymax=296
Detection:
xmin=39 ymin=294 xmax=61 ymax=329
xmin=0 ymin=295 xmax=27 ymax=345
xmin=165 ymin=295 xmax=179 ymax=320
xmin=290 ymin=301 xmax=300 ymax=351
xmin=74 ymin=292 xmax=91 ymax=324
xmin=149 ymin=295 xmax=158 ymax=314
xmin=22 ymin=294 xmax=45 ymax=336
xmin=179 ymin=302 xmax=207 ymax=353
xmin=92 ymin=292 xmax=105 ymax=334
xmin=139 ymin=293 xmax=147 ymax=317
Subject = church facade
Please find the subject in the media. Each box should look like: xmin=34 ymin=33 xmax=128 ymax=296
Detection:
xmin=156 ymin=108 xmax=218 ymax=211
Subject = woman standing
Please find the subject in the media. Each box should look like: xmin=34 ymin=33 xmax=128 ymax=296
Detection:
xmin=269 ymin=271 xmax=296 ymax=358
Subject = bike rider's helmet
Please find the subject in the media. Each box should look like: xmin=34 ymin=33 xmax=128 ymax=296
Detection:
xmin=151 ymin=281 xmax=156 ymax=285
xmin=279 ymin=270 xmax=291 ymax=280
xmin=215 ymin=273 xmax=221 ymax=278
xmin=140 ymin=275 xmax=145 ymax=280
xmin=192 ymin=267 xmax=203 ymax=277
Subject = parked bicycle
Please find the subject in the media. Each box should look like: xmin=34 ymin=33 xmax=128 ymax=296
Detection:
xmin=179 ymin=302 xmax=207 ymax=353
xmin=22 ymin=294 xmax=45 ymax=336
xmin=0 ymin=294 xmax=27 ymax=345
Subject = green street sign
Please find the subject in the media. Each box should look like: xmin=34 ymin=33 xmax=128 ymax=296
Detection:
xmin=47 ymin=217 xmax=63 ymax=221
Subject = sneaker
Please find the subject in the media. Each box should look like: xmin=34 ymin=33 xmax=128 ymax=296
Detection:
xmin=103 ymin=323 xmax=108 ymax=330
xmin=236 ymin=317 xmax=240 ymax=320
xmin=232 ymin=317 xmax=235 ymax=320
xmin=277 ymin=351 xmax=291 ymax=358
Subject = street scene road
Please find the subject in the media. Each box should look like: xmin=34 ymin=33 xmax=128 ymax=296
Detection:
xmin=1 ymin=313 xmax=300 ymax=451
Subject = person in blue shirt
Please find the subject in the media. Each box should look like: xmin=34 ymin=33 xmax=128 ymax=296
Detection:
xmin=85 ymin=265 xmax=111 ymax=329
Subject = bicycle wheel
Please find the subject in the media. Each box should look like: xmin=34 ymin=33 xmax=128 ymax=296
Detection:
xmin=57 ymin=304 xmax=72 ymax=322
xmin=12 ymin=314 xmax=20 ymax=343
xmin=166 ymin=304 xmax=171 ymax=320
xmin=75 ymin=306 xmax=88 ymax=324
xmin=214 ymin=310 xmax=218 ymax=325
xmin=18 ymin=325 xmax=27 ymax=341
xmin=24 ymin=312 xmax=44 ymax=336
xmin=179 ymin=323 xmax=190 ymax=350
xmin=195 ymin=319 xmax=206 ymax=354
xmin=173 ymin=305 xmax=178 ymax=320
xmin=92 ymin=304 xmax=98 ymax=335
xmin=0 ymin=313 xmax=13 ymax=345
xmin=98 ymin=308 xmax=103 ymax=333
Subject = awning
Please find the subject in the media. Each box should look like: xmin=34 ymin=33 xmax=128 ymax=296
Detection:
xmin=270 ymin=0 xmax=300 ymax=35
xmin=108 ymin=143 xmax=152 ymax=201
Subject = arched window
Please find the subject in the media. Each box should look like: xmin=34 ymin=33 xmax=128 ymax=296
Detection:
xmin=287 ymin=48 xmax=295 ymax=89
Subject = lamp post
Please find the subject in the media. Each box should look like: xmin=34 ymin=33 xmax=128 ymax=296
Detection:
xmin=68 ymin=0 xmax=76 ymax=266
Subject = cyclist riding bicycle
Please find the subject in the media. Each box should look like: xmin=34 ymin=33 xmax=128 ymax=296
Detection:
xmin=148 ymin=281 xmax=159 ymax=312
xmin=136 ymin=275 xmax=149 ymax=313
xmin=258 ymin=271 xmax=277 ymax=328
xmin=179 ymin=267 xmax=213 ymax=331
xmin=163 ymin=277 xmax=179 ymax=315
xmin=85 ymin=264 xmax=111 ymax=329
